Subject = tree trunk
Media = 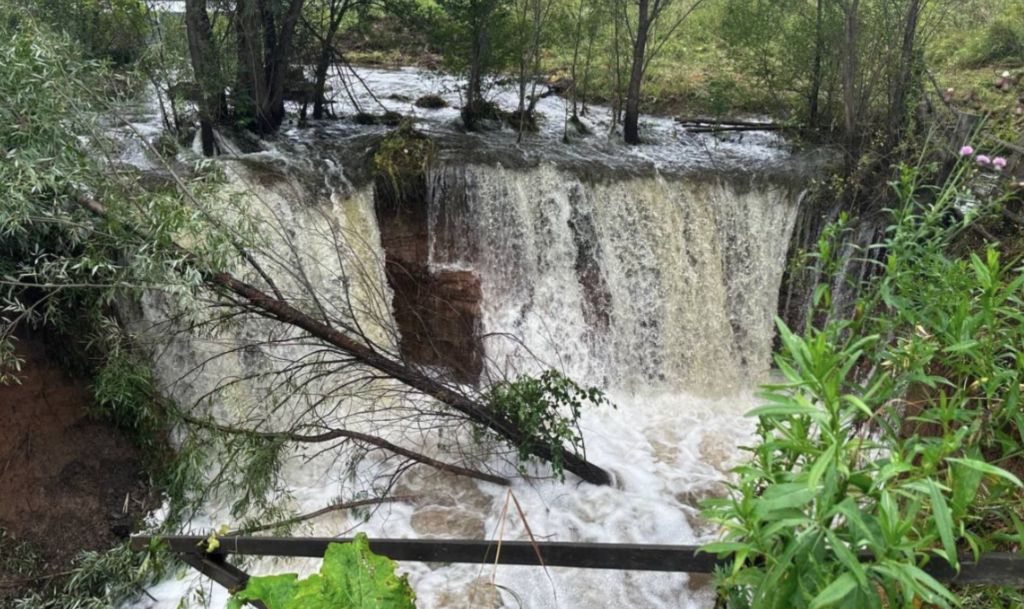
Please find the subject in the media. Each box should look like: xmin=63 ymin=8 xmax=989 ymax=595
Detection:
xmin=568 ymin=0 xmax=586 ymax=121
xmin=312 ymin=13 xmax=345 ymax=120
xmin=236 ymin=0 xmax=271 ymax=131
xmin=184 ymin=0 xmax=221 ymax=156
xmin=312 ymin=43 xmax=332 ymax=120
xmin=624 ymin=0 xmax=650 ymax=145
xmin=264 ymin=0 xmax=307 ymax=130
xmin=235 ymin=0 xmax=306 ymax=133
xmin=890 ymin=0 xmax=922 ymax=141
xmin=840 ymin=0 xmax=860 ymax=144
xmin=464 ymin=0 xmax=498 ymax=130
xmin=210 ymin=272 xmax=613 ymax=485
xmin=809 ymin=0 xmax=824 ymax=126
xmin=610 ymin=0 xmax=623 ymax=131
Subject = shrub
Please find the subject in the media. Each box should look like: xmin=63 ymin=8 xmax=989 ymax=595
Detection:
xmin=960 ymin=5 xmax=1024 ymax=68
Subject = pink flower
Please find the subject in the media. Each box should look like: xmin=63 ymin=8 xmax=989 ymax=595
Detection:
xmin=959 ymin=145 xmax=974 ymax=156
xmin=993 ymin=157 xmax=1007 ymax=170
xmin=977 ymin=155 xmax=991 ymax=165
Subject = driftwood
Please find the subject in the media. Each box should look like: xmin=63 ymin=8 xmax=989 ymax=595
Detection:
xmin=676 ymin=117 xmax=783 ymax=132
xmin=1003 ymin=207 xmax=1024 ymax=227
xmin=685 ymin=125 xmax=784 ymax=133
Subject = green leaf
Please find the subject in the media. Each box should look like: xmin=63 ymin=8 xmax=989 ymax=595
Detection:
xmin=925 ymin=479 xmax=959 ymax=573
xmin=841 ymin=395 xmax=874 ymax=418
xmin=809 ymin=572 xmax=857 ymax=609
xmin=943 ymin=340 xmax=980 ymax=353
xmin=230 ymin=534 xmax=416 ymax=609
xmin=318 ymin=535 xmax=416 ymax=609
xmin=754 ymin=483 xmax=816 ymax=518
xmin=946 ymin=458 xmax=1024 ymax=488
xmin=232 ymin=574 xmax=299 ymax=609
xmin=808 ymin=442 xmax=837 ymax=490
xmin=951 ymin=459 xmax=983 ymax=518
xmin=901 ymin=563 xmax=958 ymax=605
xmin=746 ymin=404 xmax=823 ymax=419
xmin=824 ymin=529 xmax=867 ymax=587
xmin=833 ymin=499 xmax=882 ymax=552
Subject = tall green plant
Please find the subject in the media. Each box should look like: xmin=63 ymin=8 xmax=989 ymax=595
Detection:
xmin=703 ymin=161 xmax=1024 ymax=608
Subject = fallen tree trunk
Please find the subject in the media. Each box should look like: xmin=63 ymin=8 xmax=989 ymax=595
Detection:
xmin=675 ymin=117 xmax=783 ymax=129
xmin=685 ymin=125 xmax=785 ymax=133
xmin=209 ymin=272 xmax=612 ymax=485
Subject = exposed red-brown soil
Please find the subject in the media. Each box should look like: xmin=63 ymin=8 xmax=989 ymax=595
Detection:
xmin=375 ymin=176 xmax=485 ymax=384
xmin=0 ymin=334 xmax=150 ymax=597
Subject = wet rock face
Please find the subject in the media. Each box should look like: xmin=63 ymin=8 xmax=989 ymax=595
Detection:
xmin=374 ymin=174 xmax=484 ymax=383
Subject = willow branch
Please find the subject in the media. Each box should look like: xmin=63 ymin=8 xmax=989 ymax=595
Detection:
xmin=179 ymin=413 xmax=510 ymax=486
xmin=227 ymin=496 xmax=411 ymax=536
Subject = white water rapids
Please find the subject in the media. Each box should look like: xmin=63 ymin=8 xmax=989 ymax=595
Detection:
xmin=111 ymin=68 xmax=808 ymax=609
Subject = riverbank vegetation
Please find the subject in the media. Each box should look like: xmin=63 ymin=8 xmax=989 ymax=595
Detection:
xmin=2 ymin=0 xmax=1024 ymax=607
xmin=706 ymin=155 xmax=1024 ymax=609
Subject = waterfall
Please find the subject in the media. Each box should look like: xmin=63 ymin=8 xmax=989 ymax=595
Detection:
xmin=429 ymin=164 xmax=801 ymax=394
xmin=135 ymin=159 xmax=804 ymax=609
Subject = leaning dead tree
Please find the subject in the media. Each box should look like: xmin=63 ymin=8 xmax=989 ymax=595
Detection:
xmin=73 ymin=143 xmax=613 ymax=488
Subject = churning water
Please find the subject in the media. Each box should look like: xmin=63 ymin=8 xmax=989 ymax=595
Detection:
xmin=117 ymin=68 xmax=810 ymax=609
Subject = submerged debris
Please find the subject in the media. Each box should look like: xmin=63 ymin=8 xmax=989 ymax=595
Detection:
xmin=354 ymin=110 xmax=405 ymax=126
xmin=415 ymin=94 xmax=449 ymax=109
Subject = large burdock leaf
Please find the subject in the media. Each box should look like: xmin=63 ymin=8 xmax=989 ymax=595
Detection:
xmin=228 ymin=574 xmax=299 ymax=609
xmin=228 ymin=534 xmax=416 ymax=609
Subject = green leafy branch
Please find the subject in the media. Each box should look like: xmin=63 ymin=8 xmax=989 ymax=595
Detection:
xmin=485 ymin=369 xmax=611 ymax=480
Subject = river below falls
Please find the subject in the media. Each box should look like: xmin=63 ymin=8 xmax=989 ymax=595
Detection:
xmin=111 ymin=66 xmax=814 ymax=609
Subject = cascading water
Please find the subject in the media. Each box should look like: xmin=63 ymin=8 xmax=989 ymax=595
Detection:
xmin=428 ymin=164 xmax=799 ymax=393
xmin=112 ymin=67 xmax=814 ymax=609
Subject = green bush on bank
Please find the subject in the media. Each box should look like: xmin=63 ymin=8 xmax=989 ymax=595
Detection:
xmin=959 ymin=2 xmax=1024 ymax=69
xmin=704 ymin=160 xmax=1024 ymax=608
xmin=0 ymin=10 xmax=208 ymax=607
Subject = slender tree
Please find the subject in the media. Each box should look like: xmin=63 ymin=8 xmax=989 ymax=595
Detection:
xmin=234 ymin=0 xmax=308 ymax=133
xmin=302 ymin=0 xmax=363 ymax=120
xmin=184 ymin=0 xmax=223 ymax=155
xmin=622 ymin=0 xmax=705 ymax=144
xmin=836 ymin=0 xmax=860 ymax=143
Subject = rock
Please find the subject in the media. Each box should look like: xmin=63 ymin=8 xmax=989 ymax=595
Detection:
xmin=699 ymin=431 xmax=736 ymax=473
xmin=393 ymin=466 xmax=494 ymax=512
xmin=387 ymin=263 xmax=483 ymax=383
xmin=546 ymin=76 xmax=575 ymax=96
xmin=410 ymin=507 xmax=486 ymax=539
xmin=415 ymin=94 xmax=449 ymax=109
xmin=676 ymin=484 xmax=728 ymax=538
